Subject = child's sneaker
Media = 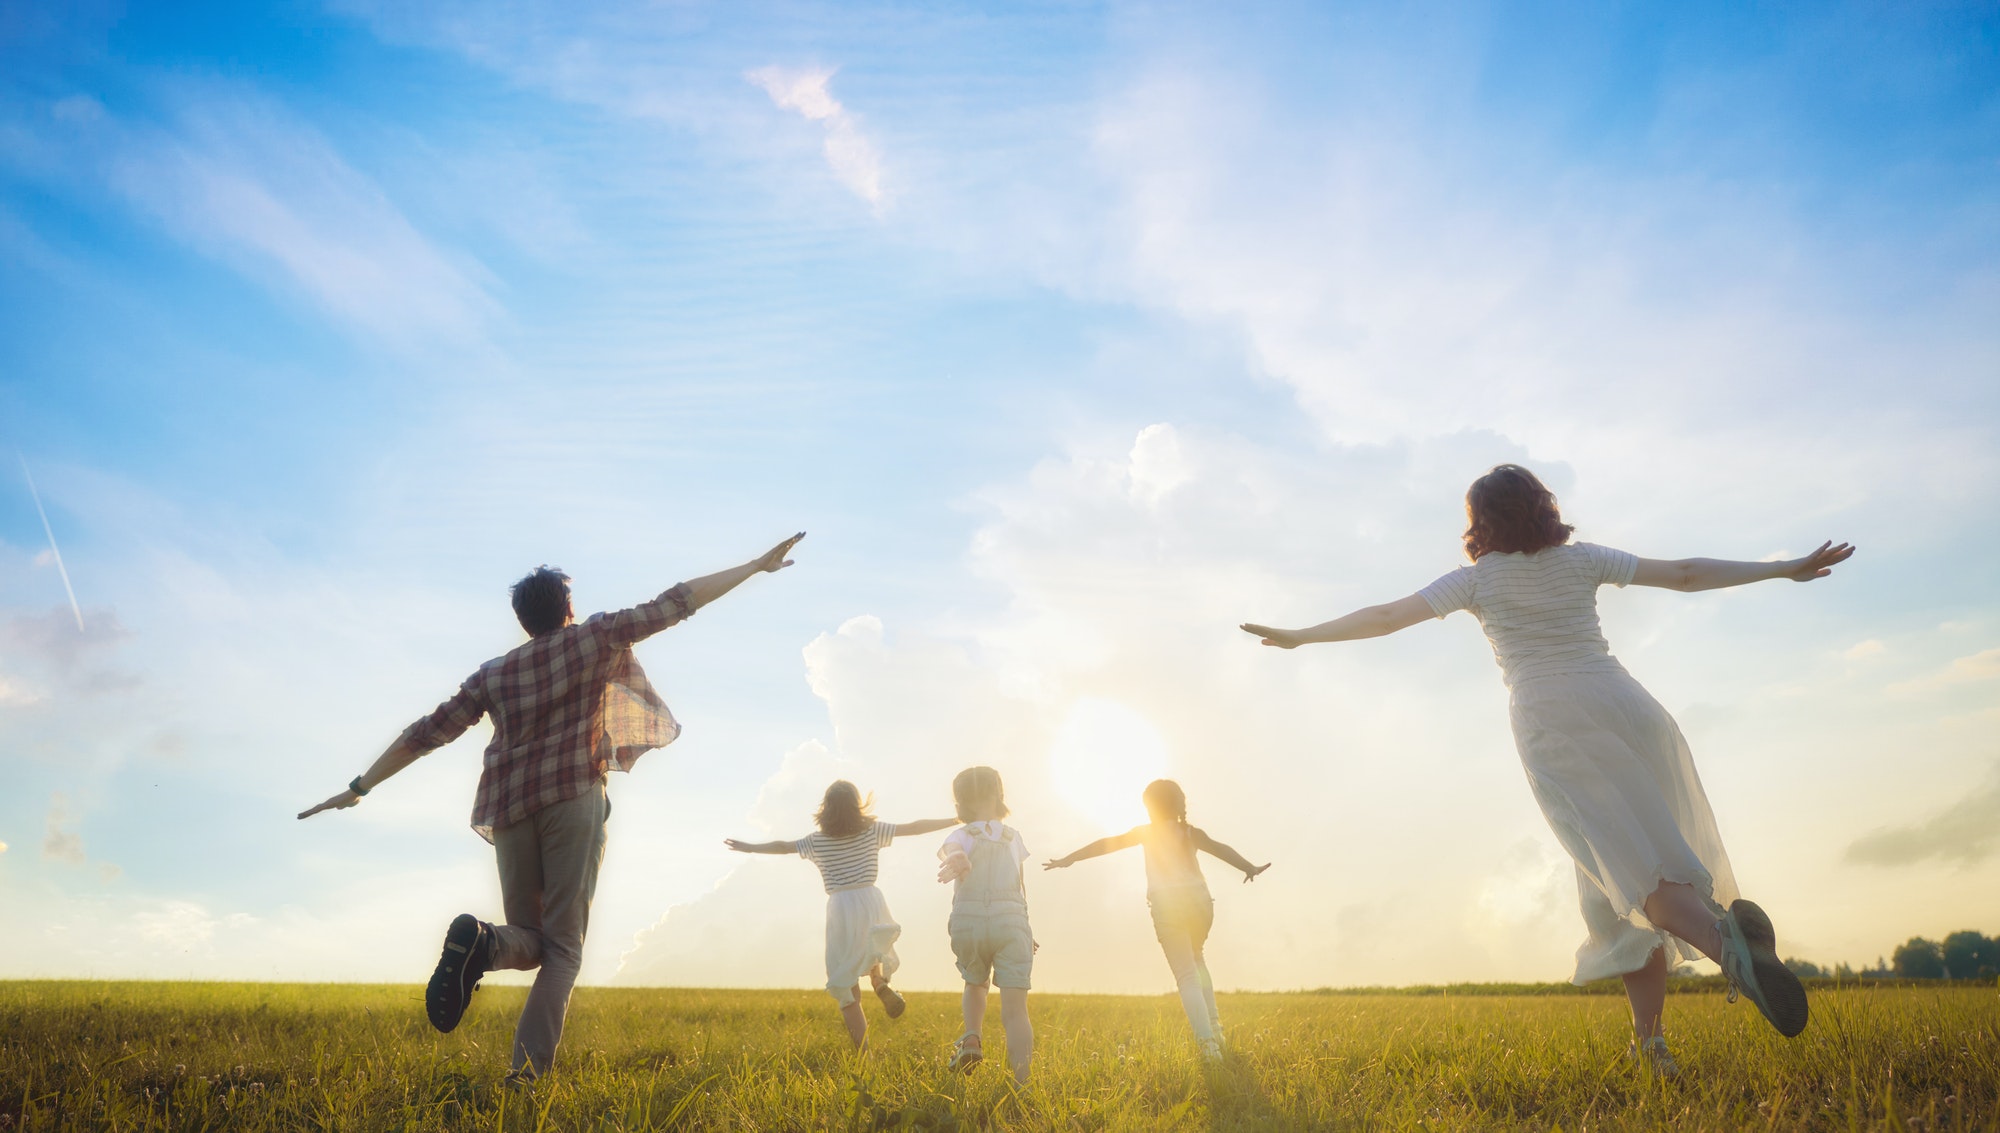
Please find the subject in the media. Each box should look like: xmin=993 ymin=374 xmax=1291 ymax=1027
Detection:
xmin=874 ymin=984 xmax=906 ymax=1019
xmin=948 ymin=1034 xmax=983 ymax=1073
xmin=1716 ymin=899 xmax=1809 ymax=1037
xmin=1626 ymin=1035 xmax=1679 ymax=1079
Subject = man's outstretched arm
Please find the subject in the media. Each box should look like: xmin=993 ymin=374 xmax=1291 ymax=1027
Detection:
xmin=683 ymin=532 xmax=805 ymax=610
xmin=606 ymin=532 xmax=806 ymax=646
xmin=297 ymin=686 xmax=484 ymax=819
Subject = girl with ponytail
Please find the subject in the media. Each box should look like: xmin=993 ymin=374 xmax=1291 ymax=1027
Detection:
xmin=1045 ymin=779 xmax=1269 ymax=1058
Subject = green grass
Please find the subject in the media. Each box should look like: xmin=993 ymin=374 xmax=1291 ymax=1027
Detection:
xmin=2 ymin=980 xmax=1995 ymax=1130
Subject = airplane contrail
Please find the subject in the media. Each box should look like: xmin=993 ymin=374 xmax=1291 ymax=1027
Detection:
xmin=19 ymin=453 xmax=84 ymax=632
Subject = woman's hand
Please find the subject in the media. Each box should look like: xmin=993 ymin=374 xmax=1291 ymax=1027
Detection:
xmin=722 ymin=838 xmax=755 ymax=853
xmin=1240 ymin=624 xmax=1301 ymax=649
xmin=1041 ymin=856 xmax=1072 ymax=871
xmin=1241 ymin=862 xmax=1271 ymax=883
xmin=297 ymin=789 xmax=360 ymax=820
xmin=1782 ymin=541 xmax=1855 ymax=582
xmin=755 ymin=533 xmax=806 ymax=574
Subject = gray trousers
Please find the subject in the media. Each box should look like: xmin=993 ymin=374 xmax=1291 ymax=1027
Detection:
xmin=489 ymin=783 xmax=608 ymax=1076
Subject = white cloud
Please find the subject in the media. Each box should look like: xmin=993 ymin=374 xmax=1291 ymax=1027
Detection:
xmin=746 ymin=65 xmax=886 ymax=209
xmin=66 ymin=86 xmax=499 ymax=348
xmin=41 ymin=792 xmax=87 ymax=865
xmin=1889 ymin=647 xmax=2000 ymax=696
xmin=0 ymin=606 xmax=136 ymax=698
xmin=1843 ymin=639 xmax=1887 ymax=661
xmin=1939 ymin=648 xmax=2000 ymax=683
xmin=615 ymin=424 xmax=1584 ymax=991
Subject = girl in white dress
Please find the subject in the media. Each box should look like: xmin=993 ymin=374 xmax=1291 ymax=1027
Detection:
xmin=1044 ymin=779 xmax=1269 ymax=1060
xmin=725 ymin=780 xmax=957 ymax=1048
xmin=1241 ymin=464 xmax=1853 ymax=1074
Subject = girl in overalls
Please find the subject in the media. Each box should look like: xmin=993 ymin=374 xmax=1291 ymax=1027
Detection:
xmin=1045 ymin=779 xmax=1268 ymax=1059
xmin=936 ymin=766 xmax=1035 ymax=1082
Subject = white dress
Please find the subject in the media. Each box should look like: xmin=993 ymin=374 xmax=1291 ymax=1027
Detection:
xmin=797 ymin=822 xmax=902 ymax=1004
xmin=1422 ymin=543 xmax=1739 ymax=982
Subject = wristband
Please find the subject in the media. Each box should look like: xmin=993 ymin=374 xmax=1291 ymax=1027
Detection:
xmin=349 ymin=775 xmax=370 ymax=797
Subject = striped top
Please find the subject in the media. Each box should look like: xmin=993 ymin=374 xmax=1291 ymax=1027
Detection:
xmin=795 ymin=821 xmax=898 ymax=893
xmin=1419 ymin=543 xmax=1638 ymax=688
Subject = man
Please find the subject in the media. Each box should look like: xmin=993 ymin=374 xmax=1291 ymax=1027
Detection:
xmin=298 ymin=532 xmax=804 ymax=1082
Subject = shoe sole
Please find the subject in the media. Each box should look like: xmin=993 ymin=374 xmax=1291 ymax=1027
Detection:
xmin=427 ymin=914 xmax=487 ymax=1034
xmin=1731 ymin=900 xmax=1809 ymax=1038
xmin=876 ymin=988 xmax=906 ymax=1019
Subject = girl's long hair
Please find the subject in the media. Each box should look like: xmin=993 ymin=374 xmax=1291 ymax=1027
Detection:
xmin=1462 ymin=464 xmax=1574 ymax=560
xmin=815 ymin=780 xmax=875 ymax=838
xmin=952 ymin=766 xmax=1009 ymax=823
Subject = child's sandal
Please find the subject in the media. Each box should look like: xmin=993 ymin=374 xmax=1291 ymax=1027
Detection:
xmin=948 ymin=1034 xmax=983 ymax=1073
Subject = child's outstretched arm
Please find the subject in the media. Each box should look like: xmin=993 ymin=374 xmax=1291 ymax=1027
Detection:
xmin=1241 ymin=593 xmax=1434 ymax=649
xmin=1043 ymin=828 xmax=1143 ymax=871
xmin=723 ymin=838 xmax=797 ymax=855
xmin=1192 ymin=828 xmax=1271 ymax=882
xmin=891 ymin=818 xmax=960 ymax=838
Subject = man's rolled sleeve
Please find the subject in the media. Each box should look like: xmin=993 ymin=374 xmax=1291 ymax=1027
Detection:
xmin=402 ymin=682 xmax=486 ymax=753
xmin=598 ymin=582 xmax=697 ymax=647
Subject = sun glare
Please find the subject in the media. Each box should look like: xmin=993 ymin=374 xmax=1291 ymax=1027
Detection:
xmin=1047 ymin=697 xmax=1172 ymax=831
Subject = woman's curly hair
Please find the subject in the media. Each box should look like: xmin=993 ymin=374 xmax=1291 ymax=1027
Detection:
xmin=1462 ymin=464 xmax=1574 ymax=560
xmin=814 ymin=780 xmax=875 ymax=838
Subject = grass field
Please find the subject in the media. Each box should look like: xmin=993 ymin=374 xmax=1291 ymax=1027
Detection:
xmin=2 ymin=980 xmax=1996 ymax=1131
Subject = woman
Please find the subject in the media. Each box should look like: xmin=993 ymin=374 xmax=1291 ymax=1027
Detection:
xmin=1241 ymin=464 xmax=1852 ymax=1075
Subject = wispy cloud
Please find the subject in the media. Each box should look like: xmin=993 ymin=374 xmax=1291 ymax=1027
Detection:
xmin=41 ymin=792 xmax=87 ymax=865
xmin=1888 ymin=647 xmax=2000 ymax=696
xmin=19 ymin=454 xmax=83 ymax=632
xmin=746 ymin=66 xmax=886 ymax=210
xmin=0 ymin=607 xmax=136 ymax=698
xmin=49 ymin=89 xmax=499 ymax=347
xmin=1847 ymin=767 xmax=2000 ymax=867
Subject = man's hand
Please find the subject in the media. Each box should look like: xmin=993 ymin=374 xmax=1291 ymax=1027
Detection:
xmin=297 ymin=789 xmax=360 ymax=820
xmin=1240 ymin=624 xmax=1301 ymax=649
xmin=756 ymin=533 xmax=806 ymax=574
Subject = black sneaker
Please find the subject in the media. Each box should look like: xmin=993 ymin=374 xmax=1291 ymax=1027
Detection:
xmin=427 ymin=914 xmax=493 ymax=1033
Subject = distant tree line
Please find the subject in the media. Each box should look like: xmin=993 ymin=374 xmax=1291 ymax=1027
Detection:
xmin=1782 ymin=930 xmax=2000 ymax=981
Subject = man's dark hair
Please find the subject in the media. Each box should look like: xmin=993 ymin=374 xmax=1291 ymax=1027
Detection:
xmin=510 ymin=566 xmax=573 ymax=636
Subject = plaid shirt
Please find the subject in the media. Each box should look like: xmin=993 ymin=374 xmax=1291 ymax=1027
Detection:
xmin=401 ymin=583 xmax=695 ymax=842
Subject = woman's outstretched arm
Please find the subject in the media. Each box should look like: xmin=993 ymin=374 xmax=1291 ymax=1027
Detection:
xmin=723 ymin=838 xmax=797 ymax=855
xmin=1631 ymin=541 xmax=1854 ymax=593
xmin=1043 ymin=828 xmax=1144 ymax=870
xmin=1192 ymin=829 xmax=1271 ymax=882
xmin=891 ymin=818 xmax=961 ymax=838
xmin=1241 ymin=593 xmax=1434 ymax=649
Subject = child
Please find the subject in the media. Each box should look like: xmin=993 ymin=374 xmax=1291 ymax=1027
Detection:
xmin=936 ymin=766 xmax=1035 ymax=1083
xmin=726 ymin=780 xmax=957 ymax=1049
xmin=1044 ymin=779 xmax=1268 ymax=1059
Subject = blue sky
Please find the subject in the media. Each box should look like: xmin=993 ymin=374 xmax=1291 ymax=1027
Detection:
xmin=2 ymin=1 xmax=1997 ymax=990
